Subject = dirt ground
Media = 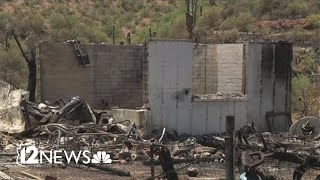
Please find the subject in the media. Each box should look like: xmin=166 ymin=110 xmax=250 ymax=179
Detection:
xmin=1 ymin=160 xmax=319 ymax=180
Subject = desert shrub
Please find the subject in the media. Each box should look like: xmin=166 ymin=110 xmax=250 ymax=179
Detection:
xmin=220 ymin=29 xmax=238 ymax=43
xmin=307 ymin=14 xmax=320 ymax=29
xmin=298 ymin=49 xmax=319 ymax=74
xmin=24 ymin=0 xmax=40 ymax=6
xmin=140 ymin=8 xmax=150 ymax=18
xmin=287 ymin=28 xmax=310 ymax=42
xmin=49 ymin=13 xmax=67 ymax=29
xmin=26 ymin=12 xmax=46 ymax=34
xmin=284 ymin=1 xmax=309 ymax=18
xmin=0 ymin=45 xmax=28 ymax=89
xmin=199 ymin=6 xmax=223 ymax=29
xmin=54 ymin=3 xmax=72 ymax=15
xmin=49 ymin=28 xmax=82 ymax=42
xmin=158 ymin=11 xmax=188 ymax=39
xmin=118 ymin=0 xmax=143 ymax=12
xmin=132 ymin=28 xmax=148 ymax=43
xmin=256 ymin=0 xmax=289 ymax=19
xmin=49 ymin=13 xmax=80 ymax=29
xmin=103 ymin=24 xmax=123 ymax=42
xmin=308 ymin=1 xmax=320 ymax=14
xmin=292 ymin=74 xmax=319 ymax=115
xmin=81 ymin=26 xmax=108 ymax=43
xmin=220 ymin=12 xmax=255 ymax=32
xmin=0 ymin=12 xmax=11 ymax=30
xmin=9 ymin=11 xmax=45 ymax=37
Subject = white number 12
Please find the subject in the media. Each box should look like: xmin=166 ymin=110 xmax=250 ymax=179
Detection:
xmin=20 ymin=146 xmax=39 ymax=164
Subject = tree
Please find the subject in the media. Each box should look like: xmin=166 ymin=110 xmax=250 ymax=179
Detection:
xmin=11 ymin=30 xmax=37 ymax=102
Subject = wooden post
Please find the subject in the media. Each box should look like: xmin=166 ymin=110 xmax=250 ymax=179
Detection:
xmin=127 ymin=32 xmax=131 ymax=45
xmin=225 ymin=116 xmax=235 ymax=180
xmin=112 ymin=25 xmax=115 ymax=45
xmin=149 ymin=27 xmax=152 ymax=39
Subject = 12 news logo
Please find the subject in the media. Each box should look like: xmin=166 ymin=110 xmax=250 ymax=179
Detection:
xmin=16 ymin=146 xmax=112 ymax=165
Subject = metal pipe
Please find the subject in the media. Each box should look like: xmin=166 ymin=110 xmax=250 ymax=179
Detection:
xmin=225 ymin=116 xmax=235 ymax=180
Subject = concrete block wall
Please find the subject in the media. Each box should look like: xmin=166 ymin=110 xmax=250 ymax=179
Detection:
xmin=39 ymin=43 xmax=95 ymax=105
xmin=192 ymin=44 xmax=218 ymax=94
xmin=112 ymin=109 xmax=150 ymax=132
xmin=191 ymin=99 xmax=248 ymax=135
xmin=148 ymin=41 xmax=292 ymax=135
xmin=39 ymin=43 xmax=144 ymax=109
xmin=247 ymin=42 xmax=292 ymax=132
xmin=216 ymin=44 xmax=244 ymax=93
xmin=192 ymin=44 xmax=244 ymax=95
xmin=148 ymin=40 xmax=193 ymax=133
xmin=90 ymin=45 xmax=144 ymax=109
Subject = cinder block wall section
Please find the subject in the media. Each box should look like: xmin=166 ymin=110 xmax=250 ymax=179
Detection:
xmin=39 ymin=43 xmax=144 ymax=109
xmin=89 ymin=45 xmax=144 ymax=109
xmin=192 ymin=44 xmax=218 ymax=94
xmin=39 ymin=43 xmax=95 ymax=105
xmin=192 ymin=44 xmax=244 ymax=95
xmin=216 ymin=44 xmax=244 ymax=93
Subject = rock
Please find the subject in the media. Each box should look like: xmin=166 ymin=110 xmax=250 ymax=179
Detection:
xmin=187 ymin=167 xmax=199 ymax=177
xmin=118 ymin=151 xmax=131 ymax=161
xmin=4 ymin=144 xmax=15 ymax=151
xmin=200 ymin=152 xmax=211 ymax=158
xmin=120 ymin=159 xmax=127 ymax=164
xmin=131 ymin=154 xmax=137 ymax=161
xmin=193 ymin=154 xmax=201 ymax=159
xmin=0 ymin=171 xmax=11 ymax=180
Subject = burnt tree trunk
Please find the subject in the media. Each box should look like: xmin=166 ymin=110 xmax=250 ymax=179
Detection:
xmin=27 ymin=60 xmax=36 ymax=102
xmin=12 ymin=30 xmax=37 ymax=102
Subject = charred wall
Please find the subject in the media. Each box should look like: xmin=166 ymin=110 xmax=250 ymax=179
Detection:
xmin=247 ymin=42 xmax=292 ymax=132
xmin=39 ymin=43 xmax=144 ymax=109
xmin=148 ymin=41 xmax=292 ymax=134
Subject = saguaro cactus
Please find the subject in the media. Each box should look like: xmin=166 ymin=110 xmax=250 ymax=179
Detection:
xmin=185 ymin=0 xmax=198 ymax=40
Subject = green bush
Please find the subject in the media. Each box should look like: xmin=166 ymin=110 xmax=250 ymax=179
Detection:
xmin=287 ymin=28 xmax=310 ymax=42
xmin=298 ymin=49 xmax=319 ymax=74
xmin=9 ymin=11 xmax=45 ymax=36
xmin=199 ymin=6 xmax=223 ymax=29
xmin=24 ymin=0 xmax=40 ymax=6
xmin=220 ymin=29 xmax=238 ymax=43
xmin=292 ymin=74 xmax=319 ymax=114
xmin=0 ymin=12 xmax=11 ymax=30
xmin=118 ymin=0 xmax=143 ymax=12
xmin=26 ymin=12 xmax=45 ymax=34
xmin=0 ymin=45 xmax=28 ymax=89
xmin=307 ymin=14 xmax=320 ymax=29
xmin=220 ymin=12 xmax=255 ymax=32
xmin=49 ymin=13 xmax=80 ymax=29
xmin=285 ymin=1 xmax=309 ymax=18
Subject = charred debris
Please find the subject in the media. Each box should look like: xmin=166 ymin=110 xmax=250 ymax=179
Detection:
xmin=0 ymin=81 xmax=319 ymax=179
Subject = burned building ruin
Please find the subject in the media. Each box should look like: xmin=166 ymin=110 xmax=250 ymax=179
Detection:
xmin=39 ymin=40 xmax=292 ymax=135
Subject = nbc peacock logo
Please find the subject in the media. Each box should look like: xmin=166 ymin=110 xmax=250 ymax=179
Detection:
xmin=91 ymin=151 xmax=112 ymax=164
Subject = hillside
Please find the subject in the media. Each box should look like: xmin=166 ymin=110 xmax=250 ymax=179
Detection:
xmin=0 ymin=0 xmax=184 ymax=43
xmin=0 ymin=0 xmax=320 ymax=116
xmin=0 ymin=0 xmax=320 ymax=43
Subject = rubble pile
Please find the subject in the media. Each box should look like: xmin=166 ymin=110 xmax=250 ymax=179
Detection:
xmin=0 ymin=81 xmax=319 ymax=179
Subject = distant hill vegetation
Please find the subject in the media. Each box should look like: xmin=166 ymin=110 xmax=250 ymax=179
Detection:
xmin=0 ymin=0 xmax=320 ymax=44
